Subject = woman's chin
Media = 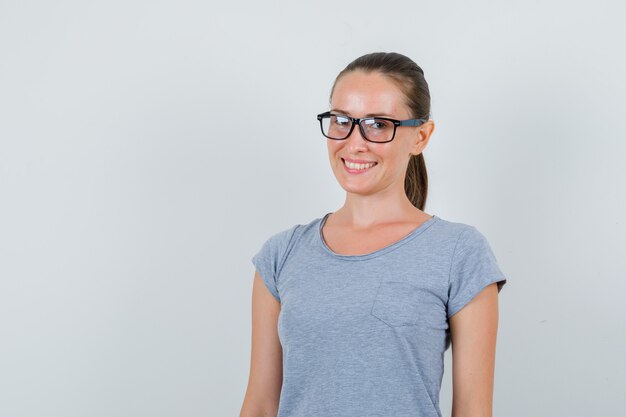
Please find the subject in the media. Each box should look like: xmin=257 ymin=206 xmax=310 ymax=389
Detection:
xmin=337 ymin=181 xmax=376 ymax=195
xmin=332 ymin=169 xmax=379 ymax=195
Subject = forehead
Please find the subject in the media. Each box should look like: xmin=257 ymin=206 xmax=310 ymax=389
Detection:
xmin=331 ymin=71 xmax=409 ymax=118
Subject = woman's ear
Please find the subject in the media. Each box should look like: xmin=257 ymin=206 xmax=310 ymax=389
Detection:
xmin=410 ymin=120 xmax=435 ymax=156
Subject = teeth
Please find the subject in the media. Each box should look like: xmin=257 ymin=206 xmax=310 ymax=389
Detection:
xmin=344 ymin=159 xmax=376 ymax=170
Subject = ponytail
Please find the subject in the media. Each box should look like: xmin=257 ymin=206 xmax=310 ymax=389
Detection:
xmin=405 ymin=153 xmax=428 ymax=210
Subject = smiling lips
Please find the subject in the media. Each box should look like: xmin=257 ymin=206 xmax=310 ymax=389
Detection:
xmin=342 ymin=158 xmax=377 ymax=173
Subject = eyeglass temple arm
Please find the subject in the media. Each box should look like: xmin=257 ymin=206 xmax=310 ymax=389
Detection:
xmin=398 ymin=118 xmax=428 ymax=127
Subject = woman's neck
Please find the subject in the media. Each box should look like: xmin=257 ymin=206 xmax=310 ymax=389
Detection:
xmin=333 ymin=191 xmax=427 ymax=229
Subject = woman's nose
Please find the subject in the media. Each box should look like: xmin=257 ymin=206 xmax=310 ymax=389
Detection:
xmin=346 ymin=123 xmax=369 ymax=152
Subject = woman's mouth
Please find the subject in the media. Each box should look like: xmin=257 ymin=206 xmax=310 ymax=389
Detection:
xmin=342 ymin=158 xmax=377 ymax=174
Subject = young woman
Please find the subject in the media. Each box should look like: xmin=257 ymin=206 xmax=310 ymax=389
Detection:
xmin=240 ymin=52 xmax=507 ymax=417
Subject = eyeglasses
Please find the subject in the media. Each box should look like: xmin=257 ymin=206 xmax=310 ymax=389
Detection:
xmin=316 ymin=111 xmax=428 ymax=143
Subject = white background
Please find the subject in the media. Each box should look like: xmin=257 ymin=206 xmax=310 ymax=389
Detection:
xmin=1 ymin=1 xmax=625 ymax=416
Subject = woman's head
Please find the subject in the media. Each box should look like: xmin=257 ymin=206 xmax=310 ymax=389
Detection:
xmin=325 ymin=52 xmax=434 ymax=210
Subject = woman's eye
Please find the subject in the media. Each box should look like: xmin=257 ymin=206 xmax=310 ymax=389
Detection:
xmin=368 ymin=119 xmax=391 ymax=130
xmin=333 ymin=116 xmax=350 ymax=126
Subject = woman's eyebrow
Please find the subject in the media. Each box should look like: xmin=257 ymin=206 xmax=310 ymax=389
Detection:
xmin=330 ymin=108 xmax=350 ymax=115
xmin=364 ymin=112 xmax=394 ymax=118
xmin=330 ymin=109 xmax=395 ymax=118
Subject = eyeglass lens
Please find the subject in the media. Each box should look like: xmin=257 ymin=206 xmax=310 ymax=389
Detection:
xmin=321 ymin=114 xmax=395 ymax=142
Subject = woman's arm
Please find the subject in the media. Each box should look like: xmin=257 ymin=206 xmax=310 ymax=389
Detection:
xmin=449 ymin=282 xmax=500 ymax=417
xmin=239 ymin=271 xmax=283 ymax=417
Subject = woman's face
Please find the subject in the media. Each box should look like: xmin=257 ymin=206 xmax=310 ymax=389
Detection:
xmin=327 ymin=70 xmax=429 ymax=198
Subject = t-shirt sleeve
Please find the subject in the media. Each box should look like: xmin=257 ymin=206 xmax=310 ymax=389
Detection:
xmin=251 ymin=225 xmax=299 ymax=303
xmin=447 ymin=225 xmax=507 ymax=318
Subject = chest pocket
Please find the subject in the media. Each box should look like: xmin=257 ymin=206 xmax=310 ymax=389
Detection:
xmin=370 ymin=280 xmax=423 ymax=327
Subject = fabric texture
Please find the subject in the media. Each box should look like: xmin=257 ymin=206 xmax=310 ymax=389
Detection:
xmin=251 ymin=213 xmax=507 ymax=417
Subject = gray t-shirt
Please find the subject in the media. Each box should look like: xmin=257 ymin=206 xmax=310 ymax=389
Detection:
xmin=251 ymin=213 xmax=507 ymax=417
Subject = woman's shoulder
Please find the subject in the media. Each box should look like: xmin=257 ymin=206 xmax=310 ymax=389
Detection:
xmin=259 ymin=213 xmax=327 ymax=246
xmin=431 ymin=214 xmax=479 ymax=237
xmin=431 ymin=215 xmax=503 ymax=262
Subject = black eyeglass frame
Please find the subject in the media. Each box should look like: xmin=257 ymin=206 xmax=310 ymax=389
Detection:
xmin=316 ymin=111 xmax=429 ymax=143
